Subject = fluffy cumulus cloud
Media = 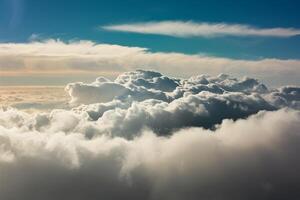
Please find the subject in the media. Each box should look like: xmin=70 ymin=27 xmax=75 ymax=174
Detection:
xmin=102 ymin=21 xmax=300 ymax=38
xmin=2 ymin=70 xmax=300 ymax=137
xmin=0 ymin=109 xmax=300 ymax=199
xmin=1 ymin=40 xmax=300 ymax=85
xmin=1 ymin=70 xmax=300 ymax=199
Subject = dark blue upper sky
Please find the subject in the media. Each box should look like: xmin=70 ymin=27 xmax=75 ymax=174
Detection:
xmin=1 ymin=0 xmax=300 ymax=59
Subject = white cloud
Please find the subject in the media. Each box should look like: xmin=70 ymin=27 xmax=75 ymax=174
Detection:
xmin=102 ymin=21 xmax=300 ymax=38
xmin=3 ymin=70 xmax=299 ymax=138
xmin=0 ymin=40 xmax=300 ymax=86
xmin=63 ymin=70 xmax=298 ymax=137
xmin=0 ymin=109 xmax=299 ymax=199
xmin=0 ymin=69 xmax=300 ymax=199
xmin=0 ymin=39 xmax=145 ymax=57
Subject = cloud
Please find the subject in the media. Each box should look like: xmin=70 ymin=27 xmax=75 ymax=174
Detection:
xmin=66 ymin=70 xmax=297 ymax=106
xmin=3 ymin=70 xmax=299 ymax=138
xmin=0 ymin=109 xmax=300 ymax=199
xmin=0 ymin=39 xmax=145 ymax=57
xmin=0 ymin=86 xmax=69 ymax=112
xmin=1 ymin=70 xmax=300 ymax=199
xmin=102 ymin=21 xmax=300 ymax=38
xmin=1 ymin=40 xmax=300 ymax=86
xmin=63 ymin=70 xmax=299 ymax=137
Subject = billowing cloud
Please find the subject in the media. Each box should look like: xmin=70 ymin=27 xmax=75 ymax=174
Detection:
xmin=64 ymin=70 xmax=298 ymax=137
xmin=65 ymin=70 xmax=298 ymax=107
xmin=0 ymin=108 xmax=300 ymax=199
xmin=102 ymin=21 xmax=300 ymax=38
xmin=0 ymin=40 xmax=300 ymax=86
xmin=1 ymin=70 xmax=300 ymax=199
xmin=2 ymin=70 xmax=299 ymax=139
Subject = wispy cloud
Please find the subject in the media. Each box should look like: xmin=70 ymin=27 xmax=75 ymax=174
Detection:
xmin=102 ymin=21 xmax=300 ymax=38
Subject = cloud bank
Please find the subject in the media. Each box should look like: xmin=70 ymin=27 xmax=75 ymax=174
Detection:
xmin=102 ymin=21 xmax=300 ymax=38
xmin=1 ymin=40 xmax=300 ymax=86
xmin=1 ymin=70 xmax=300 ymax=199
xmin=0 ymin=108 xmax=300 ymax=200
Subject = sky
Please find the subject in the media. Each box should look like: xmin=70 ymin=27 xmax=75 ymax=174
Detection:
xmin=0 ymin=0 xmax=300 ymax=86
xmin=1 ymin=1 xmax=300 ymax=199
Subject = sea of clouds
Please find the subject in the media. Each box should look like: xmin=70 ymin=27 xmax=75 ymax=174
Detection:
xmin=0 ymin=70 xmax=300 ymax=200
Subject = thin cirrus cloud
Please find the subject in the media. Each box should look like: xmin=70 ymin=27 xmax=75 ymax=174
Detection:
xmin=102 ymin=21 xmax=300 ymax=38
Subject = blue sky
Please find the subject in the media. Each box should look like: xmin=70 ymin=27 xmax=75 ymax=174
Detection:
xmin=1 ymin=0 xmax=300 ymax=59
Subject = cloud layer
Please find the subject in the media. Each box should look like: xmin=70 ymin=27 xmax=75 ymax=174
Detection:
xmin=1 ymin=70 xmax=300 ymax=199
xmin=102 ymin=21 xmax=300 ymax=38
xmin=1 ymin=40 xmax=300 ymax=86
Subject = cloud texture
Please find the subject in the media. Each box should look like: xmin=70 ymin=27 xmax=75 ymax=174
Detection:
xmin=1 ymin=70 xmax=300 ymax=199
